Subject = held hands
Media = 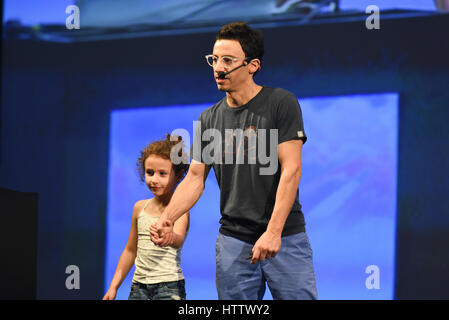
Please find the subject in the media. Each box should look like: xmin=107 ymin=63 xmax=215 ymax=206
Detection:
xmin=250 ymin=230 xmax=282 ymax=264
xmin=150 ymin=219 xmax=174 ymax=247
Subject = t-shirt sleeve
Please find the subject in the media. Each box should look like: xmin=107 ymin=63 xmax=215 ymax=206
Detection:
xmin=276 ymin=92 xmax=307 ymax=145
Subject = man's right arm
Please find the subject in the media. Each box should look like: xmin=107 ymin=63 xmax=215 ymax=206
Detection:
xmin=152 ymin=159 xmax=209 ymax=243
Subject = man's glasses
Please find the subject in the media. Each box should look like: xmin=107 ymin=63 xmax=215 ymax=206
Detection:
xmin=205 ymin=54 xmax=251 ymax=68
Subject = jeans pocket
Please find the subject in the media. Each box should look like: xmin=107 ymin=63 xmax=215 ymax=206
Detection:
xmin=128 ymin=283 xmax=148 ymax=300
xmin=156 ymin=280 xmax=185 ymax=300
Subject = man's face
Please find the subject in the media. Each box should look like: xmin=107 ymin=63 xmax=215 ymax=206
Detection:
xmin=212 ymin=39 xmax=249 ymax=92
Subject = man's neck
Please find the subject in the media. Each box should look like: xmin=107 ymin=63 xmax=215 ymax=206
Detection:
xmin=226 ymin=82 xmax=263 ymax=108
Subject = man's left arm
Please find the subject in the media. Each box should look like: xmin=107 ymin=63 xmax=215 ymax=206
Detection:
xmin=250 ymin=139 xmax=303 ymax=264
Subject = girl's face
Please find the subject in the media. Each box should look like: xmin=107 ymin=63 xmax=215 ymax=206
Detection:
xmin=144 ymin=155 xmax=178 ymax=198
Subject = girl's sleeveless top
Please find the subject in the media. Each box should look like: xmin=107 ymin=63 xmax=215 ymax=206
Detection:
xmin=132 ymin=200 xmax=184 ymax=284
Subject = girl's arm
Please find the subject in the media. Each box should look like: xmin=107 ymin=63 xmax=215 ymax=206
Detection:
xmin=103 ymin=201 xmax=141 ymax=300
xmin=170 ymin=212 xmax=189 ymax=249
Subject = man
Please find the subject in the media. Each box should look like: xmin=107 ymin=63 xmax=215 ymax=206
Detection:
xmin=151 ymin=22 xmax=317 ymax=300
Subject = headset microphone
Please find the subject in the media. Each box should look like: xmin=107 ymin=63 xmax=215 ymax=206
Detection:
xmin=217 ymin=71 xmax=228 ymax=80
xmin=217 ymin=58 xmax=252 ymax=79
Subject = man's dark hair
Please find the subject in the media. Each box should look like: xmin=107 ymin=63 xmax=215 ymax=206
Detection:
xmin=216 ymin=22 xmax=264 ymax=75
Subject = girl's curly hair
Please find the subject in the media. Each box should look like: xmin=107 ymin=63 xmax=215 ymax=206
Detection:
xmin=137 ymin=133 xmax=189 ymax=183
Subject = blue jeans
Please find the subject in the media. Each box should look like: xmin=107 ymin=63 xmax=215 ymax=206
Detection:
xmin=216 ymin=232 xmax=318 ymax=300
xmin=128 ymin=279 xmax=186 ymax=300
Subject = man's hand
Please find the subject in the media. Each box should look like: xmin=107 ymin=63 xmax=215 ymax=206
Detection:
xmin=150 ymin=219 xmax=174 ymax=247
xmin=250 ymin=230 xmax=282 ymax=264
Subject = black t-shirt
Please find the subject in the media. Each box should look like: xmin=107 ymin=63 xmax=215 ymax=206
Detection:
xmin=192 ymin=86 xmax=307 ymax=244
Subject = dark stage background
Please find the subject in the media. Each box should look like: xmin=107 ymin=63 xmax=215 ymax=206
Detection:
xmin=1 ymin=2 xmax=449 ymax=299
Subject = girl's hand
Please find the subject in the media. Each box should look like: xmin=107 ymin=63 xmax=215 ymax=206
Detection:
xmin=149 ymin=223 xmax=160 ymax=242
xmin=102 ymin=288 xmax=117 ymax=300
xmin=150 ymin=221 xmax=174 ymax=247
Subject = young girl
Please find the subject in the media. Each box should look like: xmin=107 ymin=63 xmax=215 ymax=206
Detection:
xmin=103 ymin=134 xmax=190 ymax=300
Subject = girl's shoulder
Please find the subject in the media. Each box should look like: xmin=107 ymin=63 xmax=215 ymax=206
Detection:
xmin=132 ymin=198 xmax=152 ymax=217
xmin=135 ymin=198 xmax=163 ymax=218
xmin=134 ymin=198 xmax=151 ymax=210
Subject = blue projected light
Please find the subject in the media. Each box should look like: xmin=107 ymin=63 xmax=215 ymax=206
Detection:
xmin=105 ymin=93 xmax=398 ymax=300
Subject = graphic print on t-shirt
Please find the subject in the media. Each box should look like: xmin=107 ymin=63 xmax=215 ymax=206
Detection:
xmin=223 ymin=125 xmax=259 ymax=165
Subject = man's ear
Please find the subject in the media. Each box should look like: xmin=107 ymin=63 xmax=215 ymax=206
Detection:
xmin=248 ymin=59 xmax=261 ymax=75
